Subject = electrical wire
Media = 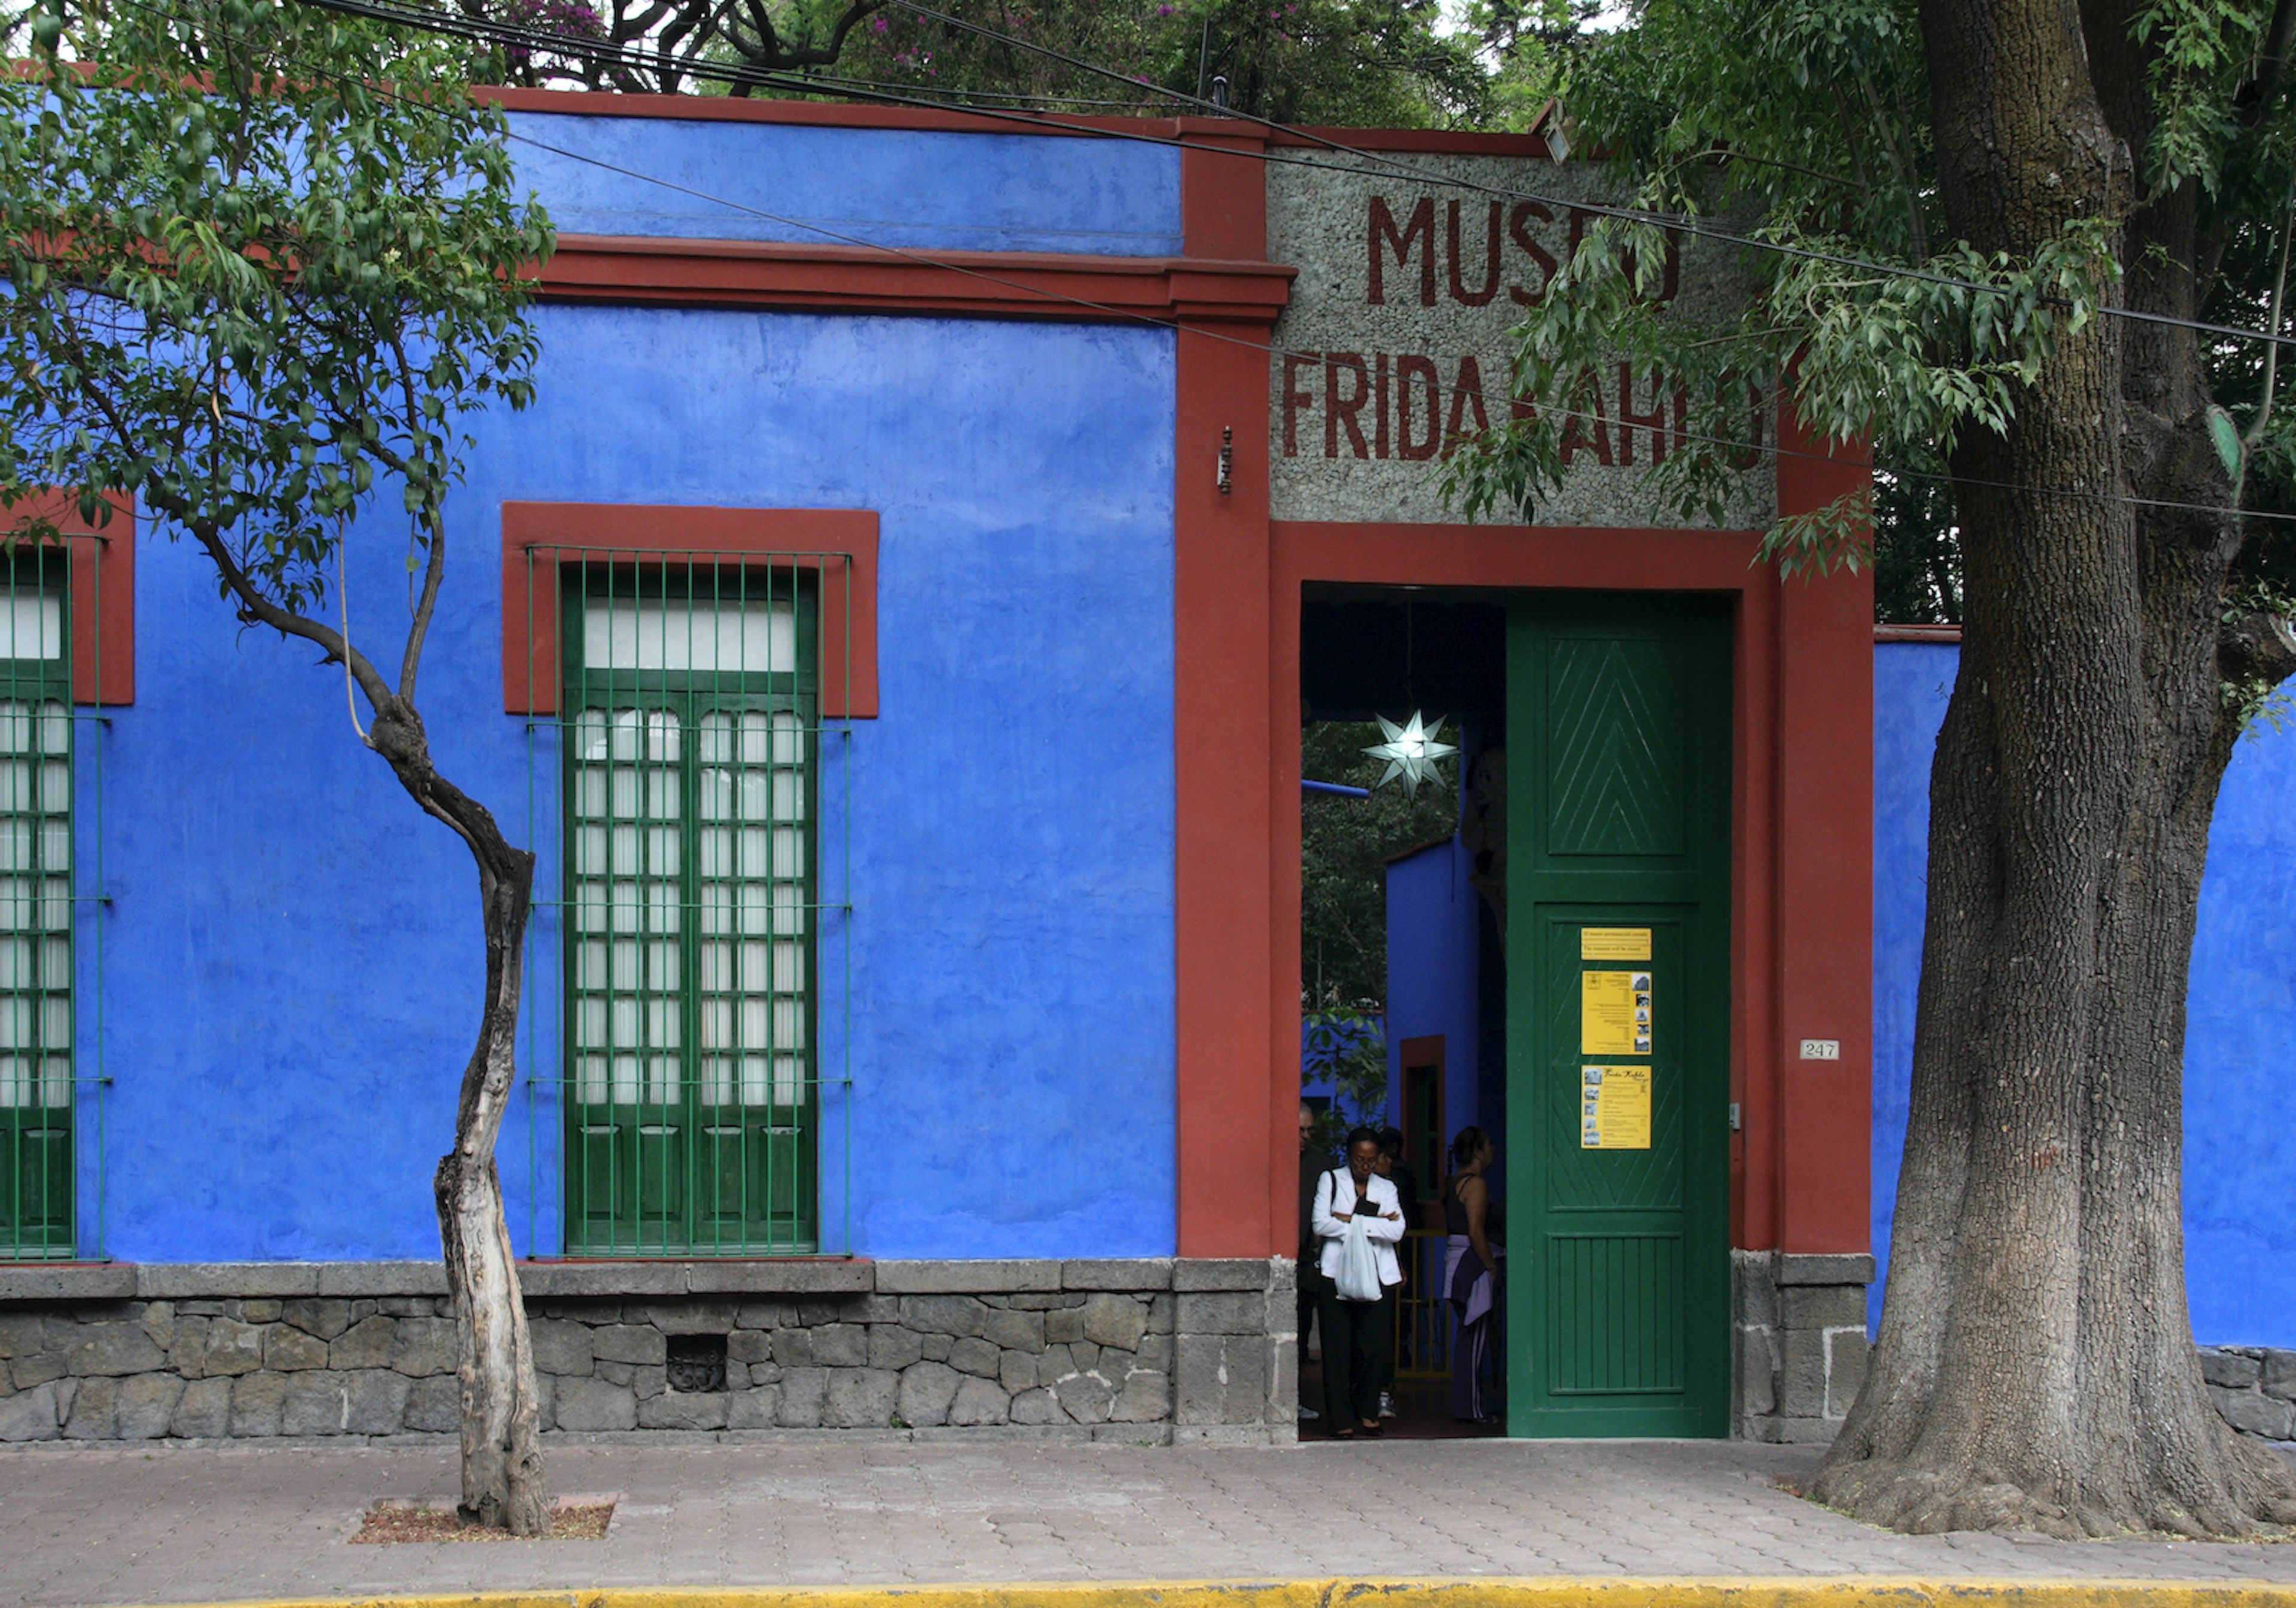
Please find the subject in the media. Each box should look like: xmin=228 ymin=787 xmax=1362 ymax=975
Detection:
xmin=292 ymin=0 xmax=2296 ymax=359
xmin=60 ymin=0 xmax=2296 ymax=532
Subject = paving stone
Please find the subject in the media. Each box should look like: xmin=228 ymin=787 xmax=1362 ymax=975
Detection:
xmin=1136 ymin=1332 xmax=1173 ymax=1374
xmin=775 ymin=1367 xmax=826 ymax=1428
xmin=61 ymin=1376 xmax=118 ymax=1439
xmin=918 ymin=1332 xmax=953 ymax=1362
xmin=897 ymin=1360 xmax=961 ymax=1427
xmin=2211 ymin=1384 xmax=2296 ymax=1440
xmin=1781 ymin=1284 xmax=1869 ymax=1331
xmin=11 ymin=1352 xmax=64 ymax=1390
xmin=980 ymin=1309 xmax=1045 ymax=1353
xmin=241 ymin=1301 xmax=284 ymax=1323
xmin=168 ymin=1377 xmax=231 ymax=1438
xmin=868 ymin=1325 xmax=924 ymax=1372
xmin=999 ymin=1350 xmax=1039 ymax=1393
xmin=1826 ymin=1329 xmax=1870 ymax=1419
xmin=810 ymin=1324 xmax=868 ymax=1368
xmin=947 ymin=1375 xmax=1010 ymax=1426
xmin=949 ymin=1337 xmax=1001 ymax=1378
xmin=281 ymin=1374 xmax=349 ymax=1436
xmin=2203 ymin=1348 xmax=2262 ymax=1389
xmin=2265 ymin=1349 xmax=2296 ymax=1401
xmin=900 ymin=1295 xmax=990 ymax=1338
xmin=770 ymin=1328 xmax=814 ymax=1367
xmin=1171 ymin=1260 xmax=1268 ymax=1292
xmin=1008 ymin=1386 xmax=1062 ymax=1425
xmin=1055 ymin=1370 xmax=1116 ymax=1425
xmin=725 ymin=1329 xmax=774 ymax=1367
xmin=390 ymin=1317 xmax=456 ymax=1378
xmin=639 ymin=1391 xmax=729 ymax=1430
xmin=1110 ymin=1368 xmax=1170 ymax=1423
xmin=554 ymin=1374 xmax=638 ymax=1432
xmin=66 ymin=1323 xmax=166 ymax=1378
xmin=328 ymin=1316 xmax=396 ymax=1372
xmin=630 ymin=1300 xmax=738 ymax=1334
xmin=229 ymin=1372 xmax=289 ymax=1438
xmin=590 ymin=1323 xmax=665 ymax=1367
xmin=1045 ymin=1307 xmax=1085 ymax=1345
xmin=874 ymin=1260 xmax=1058 ymax=1294
xmin=279 ymin=1300 xmax=353 ymax=1342
xmin=1062 ymin=1258 xmax=1173 ymax=1291
xmin=528 ymin=1319 xmax=594 ymax=1378
xmin=822 ymin=1368 xmax=899 ymax=1428
xmin=200 ymin=1318 xmax=266 ymax=1378
xmin=724 ymin=1385 xmax=780 ymax=1428
xmin=1082 ymin=1294 xmax=1148 ymax=1352
xmin=0 ymin=1381 xmax=59 ymax=1442
xmin=265 ymin=1325 xmax=330 ymax=1372
xmin=138 ymin=1302 xmax=176 ymax=1353
xmin=341 ymin=1370 xmax=411 ymax=1435
xmin=628 ymin=1365 xmax=667 ymax=1401
xmin=1176 ymin=1292 xmax=1264 ymax=1337
xmin=115 ymin=1374 xmax=184 ymax=1440
xmin=734 ymin=1300 xmax=799 ymax=1330
xmin=402 ymin=1375 xmax=459 ymax=1434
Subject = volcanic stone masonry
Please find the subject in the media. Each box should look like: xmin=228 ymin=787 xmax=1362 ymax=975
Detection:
xmin=0 ymin=1258 xmax=1295 ymax=1445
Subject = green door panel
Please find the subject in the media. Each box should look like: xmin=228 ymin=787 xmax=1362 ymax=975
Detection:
xmin=1506 ymin=595 xmax=1731 ymax=1438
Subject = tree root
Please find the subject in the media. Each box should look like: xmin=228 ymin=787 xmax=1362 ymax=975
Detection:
xmin=1809 ymin=1449 xmax=2296 ymax=1540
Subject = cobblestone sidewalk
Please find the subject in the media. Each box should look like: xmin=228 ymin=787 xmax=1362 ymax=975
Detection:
xmin=2 ymin=1436 xmax=2294 ymax=1607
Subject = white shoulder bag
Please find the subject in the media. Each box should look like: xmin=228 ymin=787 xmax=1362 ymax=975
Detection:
xmin=1332 ymin=1171 xmax=1385 ymax=1303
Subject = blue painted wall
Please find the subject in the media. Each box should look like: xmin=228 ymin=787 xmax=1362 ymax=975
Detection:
xmin=510 ymin=111 xmax=1183 ymax=256
xmin=1872 ymin=641 xmax=2296 ymax=1346
xmin=1382 ymin=837 xmax=1481 ymax=1146
xmin=86 ymin=295 xmax=1177 ymax=1257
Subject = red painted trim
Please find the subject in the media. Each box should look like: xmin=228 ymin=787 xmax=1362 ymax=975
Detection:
xmin=1771 ymin=414 xmax=1875 ymax=1255
xmin=6 ymin=491 xmax=134 ymax=706
xmin=536 ymin=236 xmax=1293 ymax=326
xmin=1173 ymin=134 xmax=1282 ymax=1260
xmin=1875 ymin=622 xmax=1961 ymax=643
xmin=499 ymin=503 xmax=877 ymax=719
xmin=1268 ymin=127 xmax=1555 ymax=158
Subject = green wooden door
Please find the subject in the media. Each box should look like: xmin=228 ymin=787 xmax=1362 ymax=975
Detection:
xmin=1504 ymin=594 xmax=1730 ymax=1436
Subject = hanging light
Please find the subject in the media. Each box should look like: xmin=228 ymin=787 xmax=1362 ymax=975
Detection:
xmin=1362 ymin=711 xmax=1457 ymax=797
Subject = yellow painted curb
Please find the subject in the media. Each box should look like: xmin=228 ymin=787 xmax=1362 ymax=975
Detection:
xmin=134 ymin=1578 xmax=2296 ymax=1608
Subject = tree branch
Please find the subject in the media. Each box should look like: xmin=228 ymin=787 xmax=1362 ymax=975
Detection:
xmin=2219 ymin=606 xmax=2296 ymax=689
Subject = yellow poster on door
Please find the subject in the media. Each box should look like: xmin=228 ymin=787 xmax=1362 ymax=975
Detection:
xmin=1580 ymin=1065 xmax=1652 ymax=1149
xmin=1580 ymin=927 xmax=1652 ymax=961
xmin=1581 ymin=969 xmax=1639 ymax=1054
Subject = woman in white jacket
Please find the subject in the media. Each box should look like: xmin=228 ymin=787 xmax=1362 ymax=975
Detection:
xmin=1310 ymin=1126 xmax=1408 ymax=1438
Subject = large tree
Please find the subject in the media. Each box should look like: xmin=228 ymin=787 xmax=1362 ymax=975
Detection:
xmin=0 ymin=0 xmax=556 ymax=1532
xmin=1450 ymin=0 xmax=2296 ymax=1537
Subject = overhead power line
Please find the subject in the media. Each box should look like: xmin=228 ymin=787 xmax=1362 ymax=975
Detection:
xmin=58 ymin=0 xmax=2296 ymax=531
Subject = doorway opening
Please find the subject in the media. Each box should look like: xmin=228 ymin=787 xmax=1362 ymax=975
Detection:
xmin=1295 ymin=585 xmax=1735 ymax=1440
xmin=1298 ymin=585 xmax=1506 ymax=1439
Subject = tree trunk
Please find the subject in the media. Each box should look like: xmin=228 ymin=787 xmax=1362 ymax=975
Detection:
xmin=370 ymin=699 xmax=548 ymax=1537
xmin=1810 ymin=0 xmax=2296 ymax=1536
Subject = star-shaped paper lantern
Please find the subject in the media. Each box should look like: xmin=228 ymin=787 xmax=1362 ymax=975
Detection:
xmin=1363 ymin=711 xmax=1457 ymax=797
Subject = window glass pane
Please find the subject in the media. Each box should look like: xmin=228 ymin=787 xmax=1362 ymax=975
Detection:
xmin=582 ymin=598 xmax=795 ymax=675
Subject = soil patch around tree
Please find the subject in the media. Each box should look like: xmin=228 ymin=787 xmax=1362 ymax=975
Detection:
xmin=351 ymin=1496 xmax=615 ymax=1543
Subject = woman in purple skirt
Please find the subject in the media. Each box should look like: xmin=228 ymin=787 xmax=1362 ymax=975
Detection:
xmin=1445 ymin=1127 xmax=1501 ymax=1423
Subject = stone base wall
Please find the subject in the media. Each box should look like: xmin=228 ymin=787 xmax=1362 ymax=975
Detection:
xmin=2199 ymin=1346 xmax=2296 ymax=1446
xmin=0 ymin=1258 xmax=1296 ymax=1446
xmin=1732 ymin=1250 xmax=1873 ymax=1443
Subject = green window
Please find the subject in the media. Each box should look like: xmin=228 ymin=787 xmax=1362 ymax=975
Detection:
xmin=561 ymin=570 xmax=817 ymax=1255
xmin=0 ymin=568 xmax=72 ymax=1258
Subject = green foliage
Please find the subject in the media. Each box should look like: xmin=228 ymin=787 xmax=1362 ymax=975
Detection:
xmin=1871 ymin=466 xmax=1961 ymax=623
xmin=823 ymin=0 xmax=1489 ymax=126
xmin=1301 ymin=720 xmax=1460 ymax=1017
xmin=0 ymin=0 xmax=552 ymax=610
xmin=1301 ymin=1008 xmax=1388 ymax=1138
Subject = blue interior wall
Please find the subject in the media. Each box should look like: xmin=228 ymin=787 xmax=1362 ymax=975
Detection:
xmin=86 ymin=296 xmax=1177 ymax=1264
xmin=1871 ymin=641 xmax=2296 ymax=1346
xmin=1382 ymin=839 xmax=1480 ymax=1145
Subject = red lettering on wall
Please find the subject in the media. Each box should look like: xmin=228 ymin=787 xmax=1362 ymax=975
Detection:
xmin=1443 ymin=355 xmax=1491 ymax=453
xmin=1368 ymin=197 xmax=1437 ymax=307
xmin=1282 ymin=352 xmax=1318 ymax=457
xmin=1617 ymin=363 xmax=1668 ymax=466
xmin=1448 ymin=200 xmax=1503 ymax=307
xmin=1559 ymin=367 xmax=1614 ymax=466
xmin=1374 ymin=353 xmax=1392 ymax=460
xmin=1326 ymin=353 xmax=1371 ymax=458
xmin=1508 ymin=202 xmax=1558 ymax=307
xmin=1397 ymin=356 xmax=1442 ymax=461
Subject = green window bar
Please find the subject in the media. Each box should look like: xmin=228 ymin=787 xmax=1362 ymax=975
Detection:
xmin=521 ymin=547 xmax=848 ymax=1257
xmin=0 ymin=545 xmax=88 ymax=1261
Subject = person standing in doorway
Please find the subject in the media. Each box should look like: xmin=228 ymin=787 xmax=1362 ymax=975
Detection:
xmin=1446 ymin=1126 xmax=1501 ymax=1423
xmin=1371 ymin=1127 xmax=1421 ymax=1420
xmin=1296 ymin=1101 xmax=1331 ymax=1423
xmin=1311 ymin=1126 xmax=1406 ymax=1438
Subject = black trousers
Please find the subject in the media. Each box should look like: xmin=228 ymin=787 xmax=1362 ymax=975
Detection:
xmin=1314 ymin=1282 xmax=1394 ymax=1430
